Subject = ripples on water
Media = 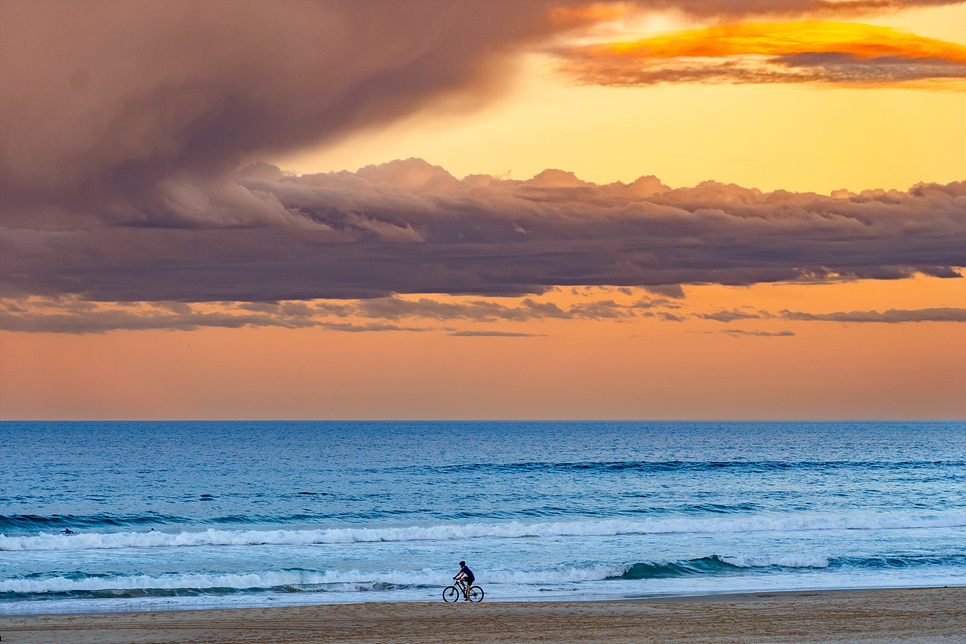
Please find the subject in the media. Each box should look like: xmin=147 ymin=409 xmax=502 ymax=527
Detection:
xmin=1 ymin=421 xmax=964 ymax=613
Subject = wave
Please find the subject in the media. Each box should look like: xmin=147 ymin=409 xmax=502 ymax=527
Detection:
xmin=615 ymin=553 xmax=966 ymax=579
xmin=405 ymin=460 xmax=966 ymax=475
xmin=0 ymin=504 xmax=762 ymax=534
xmin=0 ymin=514 xmax=182 ymax=532
xmin=0 ymin=567 xmax=608 ymax=598
xmin=4 ymin=554 xmax=963 ymax=600
xmin=3 ymin=511 xmax=965 ymax=552
xmin=615 ymin=554 xmax=831 ymax=579
xmin=0 ymin=512 xmax=362 ymax=532
xmin=0 ymin=569 xmax=427 ymax=599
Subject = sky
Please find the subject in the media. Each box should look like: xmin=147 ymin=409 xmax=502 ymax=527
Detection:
xmin=1 ymin=0 xmax=964 ymax=420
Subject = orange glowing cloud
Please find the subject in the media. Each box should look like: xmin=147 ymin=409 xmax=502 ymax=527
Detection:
xmin=560 ymin=21 xmax=966 ymax=86
xmin=592 ymin=21 xmax=966 ymax=60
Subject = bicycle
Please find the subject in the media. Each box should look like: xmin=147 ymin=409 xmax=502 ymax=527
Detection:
xmin=442 ymin=577 xmax=484 ymax=602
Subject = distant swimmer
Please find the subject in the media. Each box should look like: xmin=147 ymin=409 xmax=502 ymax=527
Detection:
xmin=62 ymin=528 xmax=73 ymax=534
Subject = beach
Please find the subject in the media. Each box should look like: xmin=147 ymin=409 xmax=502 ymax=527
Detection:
xmin=2 ymin=587 xmax=963 ymax=644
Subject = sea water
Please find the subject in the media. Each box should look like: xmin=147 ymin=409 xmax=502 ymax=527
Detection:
xmin=1 ymin=421 xmax=964 ymax=614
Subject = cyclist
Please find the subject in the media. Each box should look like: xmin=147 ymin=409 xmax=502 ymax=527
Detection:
xmin=455 ymin=561 xmax=475 ymax=600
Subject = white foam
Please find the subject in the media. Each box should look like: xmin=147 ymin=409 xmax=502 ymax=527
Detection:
xmin=2 ymin=511 xmax=964 ymax=552
xmin=720 ymin=555 xmax=830 ymax=568
xmin=0 ymin=565 xmax=630 ymax=594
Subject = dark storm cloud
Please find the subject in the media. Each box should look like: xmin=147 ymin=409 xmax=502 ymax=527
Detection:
xmin=643 ymin=285 xmax=687 ymax=299
xmin=2 ymin=2 xmax=964 ymax=308
xmin=1 ymin=0 xmax=573 ymax=225
xmin=2 ymin=158 xmax=963 ymax=302
xmin=3 ymin=0 xmax=958 ymax=217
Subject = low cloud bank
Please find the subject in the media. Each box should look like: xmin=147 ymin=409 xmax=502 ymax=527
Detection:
xmin=781 ymin=307 xmax=966 ymax=323
xmin=722 ymin=329 xmax=796 ymax=337
xmin=0 ymin=293 xmax=674 ymax=334
xmin=3 ymin=291 xmax=963 ymax=334
xmin=2 ymin=159 xmax=962 ymax=303
xmin=703 ymin=306 xmax=966 ymax=324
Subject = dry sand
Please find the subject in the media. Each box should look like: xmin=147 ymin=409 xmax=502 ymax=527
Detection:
xmin=1 ymin=587 xmax=963 ymax=643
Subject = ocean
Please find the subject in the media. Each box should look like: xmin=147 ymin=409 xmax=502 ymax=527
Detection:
xmin=1 ymin=421 xmax=964 ymax=614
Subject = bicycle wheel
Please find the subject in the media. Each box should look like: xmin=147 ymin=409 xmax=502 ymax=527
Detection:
xmin=442 ymin=586 xmax=460 ymax=602
xmin=468 ymin=586 xmax=484 ymax=602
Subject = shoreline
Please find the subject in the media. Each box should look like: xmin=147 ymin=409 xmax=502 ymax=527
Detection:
xmin=614 ymin=583 xmax=966 ymax=602
xmin=1 ymin=583 xmax=963 ymax=617
xmin=2 ymin=586 xmax=963 ymax=643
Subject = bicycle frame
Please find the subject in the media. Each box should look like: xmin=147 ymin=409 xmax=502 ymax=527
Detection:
xmin=443 ymin=577 xmax=484 ymax=602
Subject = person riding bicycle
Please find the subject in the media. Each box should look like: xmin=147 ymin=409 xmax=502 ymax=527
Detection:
xmin=455 ymin=561 xmax=475 ymax=600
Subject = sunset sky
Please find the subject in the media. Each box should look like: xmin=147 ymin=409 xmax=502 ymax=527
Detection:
xmin=1 ymin=0 xmax=964 ymax=420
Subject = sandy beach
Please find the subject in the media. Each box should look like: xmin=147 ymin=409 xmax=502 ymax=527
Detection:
xmin=2 ymin=587 xmax=963 ymax=644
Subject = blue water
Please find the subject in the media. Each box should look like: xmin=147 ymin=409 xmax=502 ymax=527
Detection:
xmin=1 ymin=421 xmax=964 ymax=614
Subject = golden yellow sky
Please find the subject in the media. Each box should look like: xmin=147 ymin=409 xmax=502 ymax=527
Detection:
xmin=1 ymin=2 xmax=964 ymax=420
xmin=276 ymin=5 xmax=966 ymax=193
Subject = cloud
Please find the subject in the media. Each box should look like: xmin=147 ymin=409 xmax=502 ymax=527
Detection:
xmin=698 ymin=308 xmax=765 ymax=322
xmin=780 ymin=307 xmax=966 ymax=322
xmin=4 ymin=158 xmax=962 ymax=303
xmin=643 ymin=311 xmax=688 ymax=322
xmin=721 ymin=329 xmax=796 ymax=336
xmin=4 ymin=292 xmax=962 ymax=335
xmin=0 ymin=299 xmax=431 ymax=334
xmin=4 ymin=3 xmax=959 ymax=218
xmin=622 ymin=1 xmax=963 ymax=19
xmin=557 ymin=21 xmax=966 ymax=87
xmin=449 ymin=330 xmax=546 ymax=337
xmin=16 ymin=0 xmax=921 ymax=224
xmin=0 ymin=292 xmax=670 ymax=334
xmin=1 ymin=0 xmax=580 ymax=226
xmin=644 ymin=284 xmax=687 ymax=299
xmin=2 ymin=3 xmax=964 ymax=309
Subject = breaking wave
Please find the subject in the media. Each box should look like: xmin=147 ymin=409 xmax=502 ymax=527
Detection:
xmin=4 ymin=512 xmax=965 ymax=552
xmin=4 ymin=553 xmax=962 ymax=601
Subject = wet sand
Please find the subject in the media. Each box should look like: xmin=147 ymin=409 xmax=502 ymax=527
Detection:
xmin=1 ymin=586 xmax=963 ymax=643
